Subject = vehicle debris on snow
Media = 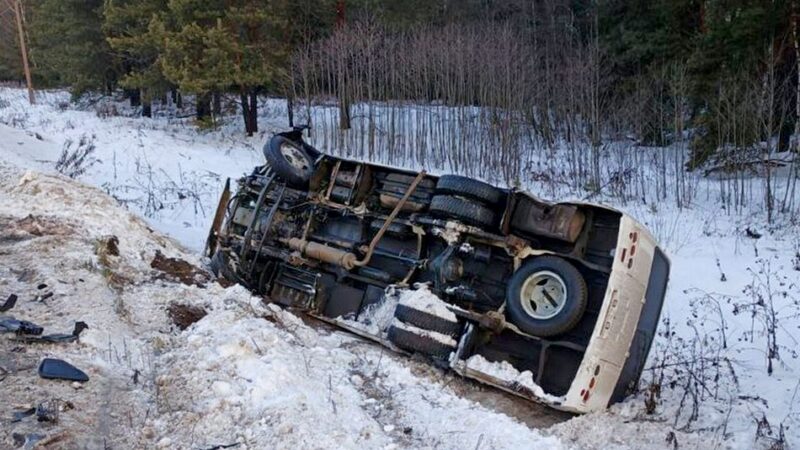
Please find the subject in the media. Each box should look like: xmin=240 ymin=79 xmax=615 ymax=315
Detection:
xmin=37 ymin=358 xmax=89 ymax=382
xmin=11 ymin=321 xmax=88 ymax=344
xmin=0 ymin=316 xmax=43 ymax=335
xmin=0 ymin=294 xmax=17 ymax=312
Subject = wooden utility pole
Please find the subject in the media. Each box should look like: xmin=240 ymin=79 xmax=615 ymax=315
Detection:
xmin=11 ymin=0 xmax=34 ymax=104
xmin=335 ymin=0 xmax=345 ymax=28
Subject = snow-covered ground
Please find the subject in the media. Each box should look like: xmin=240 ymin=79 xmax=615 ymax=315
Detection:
xmin=1 ymin=87 xmax=798 ymax=449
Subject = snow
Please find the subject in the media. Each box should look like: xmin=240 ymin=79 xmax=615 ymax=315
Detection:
xmin=335 ymin=286 xmax=398 ymax=337
xmin=0 ymin=89 xmax=268 ymax=253
xmin=395 ymin=284 xmax=458 ymax=323
xmin=465 ymin=355 xmax=565 ymax=405
xmin=390 ymin=318 xmax=458 ymax=347
xmin=1 ymin=87 xmax=799 ymax=449
xmin=431 ymin=225 xmax=462 ymax=245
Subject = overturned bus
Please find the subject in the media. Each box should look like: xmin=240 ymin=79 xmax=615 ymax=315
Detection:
xmin=207 ymin=127 xmax=669 ymax=413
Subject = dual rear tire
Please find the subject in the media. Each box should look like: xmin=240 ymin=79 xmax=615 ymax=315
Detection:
xmin=428 ymin=175 xmax=505 ymax=228
xmin=387 ymin=303 xmax=462 ymax=360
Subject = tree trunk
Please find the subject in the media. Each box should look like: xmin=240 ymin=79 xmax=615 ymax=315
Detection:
xmin=127 ymin=89 xmax=141 ymax=107
xmin=197 ymin=93 xmax=211 ymax=120
xmin=240 ymin=89 xmax=252 ymax=136
xmin=339 ymin=96 xmax=351 ymax=130
xmin=213 ymin=92 xmax=221 ymax=117
xmin=778 ymin=119 xmax=794 ymax=153
xmin=142 ymin=99 xmax=152 ymax=118
xmin=287 ymin=94 xmax=294 ymax=127
xmin=794 ymin=1 xmax=800 ymax=154
xmin=336 ymin=0 xmax=346 ymax=27
xmin=141 ymin=88 xmax=152 ymax=118
xmin=249 ymin=91 xmax=258 ymax=134
xmin=172 ymin=89 xmax=183 ymax=109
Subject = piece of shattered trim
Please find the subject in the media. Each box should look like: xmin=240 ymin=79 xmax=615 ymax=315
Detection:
xmin=38 ymin=358 xmax=89 ymax=382
xmin=0 ymin=316 xmax=44 ymax=335
xmin=200 ymin=443 xmax=242 ymax=450
xmin=0 ymin=294 xmax=17 ymax=312
xmin=12 ymin=432 xmax=45 ymax=450
xmin=11 ymin=322 xmax=89 ymax=344
xmin=10 ymin=407 xmax=36 ymax=422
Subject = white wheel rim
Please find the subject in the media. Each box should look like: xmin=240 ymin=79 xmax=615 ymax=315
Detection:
xmin=519 ymin=270 xmax=568 ymax=320
xmin=280 ymin=143 xmax=310 ymax=171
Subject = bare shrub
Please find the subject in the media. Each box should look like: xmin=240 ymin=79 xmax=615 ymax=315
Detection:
xmin=286 ymin=13 xmax=800 ymax=220
xmin=55 ymin=134 xmax=99 ymax=179
xmin=643 ymin=315 xmax=739 ymax=430
xmin=95 ymin=102 xmax=120 ymax=118
xmin=734 ymin=257 xmax=800 ymax=375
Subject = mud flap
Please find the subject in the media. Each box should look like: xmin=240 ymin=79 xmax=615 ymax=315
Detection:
xmin=204 ymin=178 xmax=231 ymax=257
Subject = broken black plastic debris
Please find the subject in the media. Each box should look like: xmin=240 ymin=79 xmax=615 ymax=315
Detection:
xmin=12 ymin=321 xmax=89 ymax=344
xmin=44 ymin=321 xmax=89 ymax=342
xmin=200 ymin=444 xmax=241 ymax=450
xmin=38 ymin=358 xmax=89 ymax=382
xmin=37 ymin=283 xmax=47 ymax=290
xmin=12 ymin=432 xmax=45 ymax=449
xmin=0 ymin=316 xmax=44 ymax=335
xmin=10 ymin=402 xmax=60 ymax=423
xmin=10 ymin=407 xmax=35 ymax=422
xmin=0 ymin=294 xmax=17 ymax=312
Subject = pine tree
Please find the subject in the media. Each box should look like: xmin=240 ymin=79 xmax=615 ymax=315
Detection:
xmin=0 ymin=14 xmax=23 ymax=82
xmin=103 ymin=0 xmax=171 ymax=117
xmin=28 ymin=0 xmax=118 ymax=97
xmin=160 ymin=0 xmax=293 ymax=134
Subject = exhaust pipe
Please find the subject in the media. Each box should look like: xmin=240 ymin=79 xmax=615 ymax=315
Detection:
xmin=284 ymin=237 xmax=357 ymax=270
xmin=286 ymin=171 xmax=427 ymax=270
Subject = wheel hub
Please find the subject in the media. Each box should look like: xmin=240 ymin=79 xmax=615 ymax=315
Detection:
xmin=280 ymin=143 xmax=310 ymax=171
xmin=519 ymin=270 xmax=567 ymax=320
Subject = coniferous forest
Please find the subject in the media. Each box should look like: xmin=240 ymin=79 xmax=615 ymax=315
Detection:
xmin=2 ymin=1 xmax=800 ymax=209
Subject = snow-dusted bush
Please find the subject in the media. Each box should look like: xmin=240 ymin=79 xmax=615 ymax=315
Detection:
xmin=55 ymin=134 xmax=99 ymax=179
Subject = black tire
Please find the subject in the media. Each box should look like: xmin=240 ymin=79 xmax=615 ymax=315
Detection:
xmin=436 ymin=175 xmax=504 ymax=206
xmin=387 ymin=324 xmax=455 ymax=359
xmin=394 ymin=304 xmax=461 ymax=338
xmin=263 ymin=135 xmax=314 ymax=188
xmin=429 ymin=195 xmax=496 ymax=228
xmin=505 ymin=256 xmax=587 ymax=337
